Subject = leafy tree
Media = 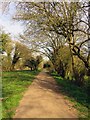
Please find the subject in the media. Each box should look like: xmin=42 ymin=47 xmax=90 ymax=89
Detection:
xmin=11 ymin=41 xmax=32 ymax=70
xmin=24 ymin=55 xmax=42 ymax=71
xmin=34 ymin=55 xmax=42 ymax=70
xmin=24 ymin=58 xmax=35 ymax=71
xmin=1 ymin=1 xmax=88 ymax=85
xmin=0 ymin=32 xmax=13 ymax=71
xmin=15 ymin=2 xmax=90 ymax=77
xmin=0 ymin=32 xmax=32 ymax=71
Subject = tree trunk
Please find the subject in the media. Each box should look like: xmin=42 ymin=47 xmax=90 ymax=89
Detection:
xmin=74 ymin=68 xmax=85 ymax=86
xmin=69 ymin=42 xmax=75 ymax=80
xmin=31 ymin=67 xmax=33 ymax=71
xmin=54 ymin=60 xmax=65 ymax=78
xmin=87 ymin=68 xmax=90 ymax=76
xmin=10 ymin=64 xmax=15 ymax=71
xmin=87 ymin=1 xmax=90 ymax=76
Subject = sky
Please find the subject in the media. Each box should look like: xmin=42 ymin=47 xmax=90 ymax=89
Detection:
xmin=0 ymin=2 xmax=24 ymax=40
xmin=0 ymin=1 xmax=86 ymax=40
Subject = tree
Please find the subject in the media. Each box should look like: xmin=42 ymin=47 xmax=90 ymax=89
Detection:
xmin=0 ymin=32 xmax=13 ymax=71
xmin=15 ymin=2 xmax=90 ymax=77
xmin=0 ymin=32 xmax=32 ymax=71
xmin=24 ymin=55 xmax=42 ymax=71
xmin=24 ymin=58 xmax=35 ymax=71
xmin=35 ymin=55 xmax=42 ymax=70
xmin=11 ymin=41 xmax=32 ymax=70
xmin=11 ymin=43 xmax=21 ymax=70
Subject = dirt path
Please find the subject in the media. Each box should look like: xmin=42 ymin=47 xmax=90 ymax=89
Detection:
xmin=14 ymin=71 xmax=78 ymax=118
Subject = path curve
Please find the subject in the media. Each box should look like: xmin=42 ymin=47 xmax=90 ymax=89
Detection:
xmin=14 ymin=71 xmax=78 ymax=118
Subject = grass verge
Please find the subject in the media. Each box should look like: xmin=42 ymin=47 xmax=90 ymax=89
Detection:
xmin=2 ymin=70 xmax=39 ymax=118
xmin=51 ymin=72 xmax=89 ymax=119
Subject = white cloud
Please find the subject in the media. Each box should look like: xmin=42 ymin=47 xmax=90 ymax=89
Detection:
xmin=0 ymin=2 xmax=24 ymax=38
xmin=0 ymin=15 xmax=24 ymax=36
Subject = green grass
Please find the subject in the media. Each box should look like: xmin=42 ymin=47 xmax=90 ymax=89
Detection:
xmin=51 ymin=72 xmax=89 ymax=119
xmin=2 ymin=70 xmax=39 ymax=118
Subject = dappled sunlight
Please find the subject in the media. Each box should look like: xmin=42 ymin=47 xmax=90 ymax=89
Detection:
xmin=1 ymin=1 xmax=90 ymax=119
xmin=14 ymin=71 xmax=78 ymax=118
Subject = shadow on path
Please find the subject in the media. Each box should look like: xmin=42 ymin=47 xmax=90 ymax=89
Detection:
xmin=14 ymin=71 xmax=78 ymax=118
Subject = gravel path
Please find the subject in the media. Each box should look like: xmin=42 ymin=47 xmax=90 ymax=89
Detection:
xmin=14 ymin=71 xmax=78 ymax=118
